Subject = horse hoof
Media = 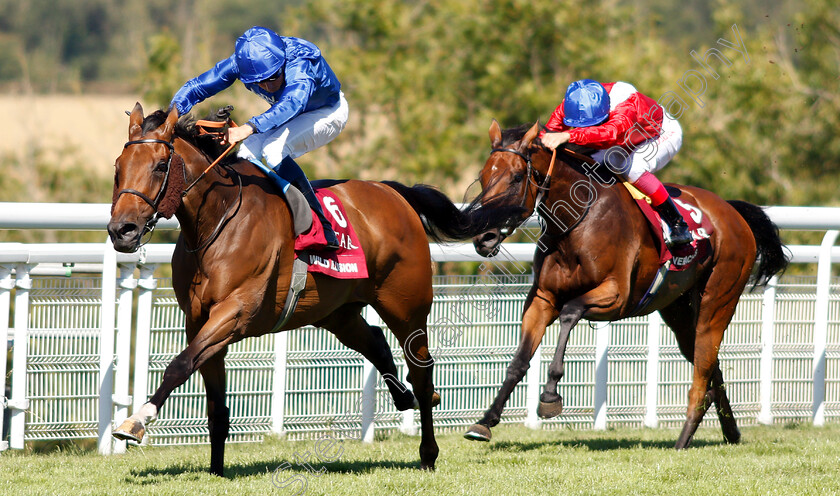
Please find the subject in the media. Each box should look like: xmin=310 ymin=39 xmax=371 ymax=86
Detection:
xmin=420 ymin=463 xmax=436 ymax=471
xmin=394 ymin=391 xmax=416 ymax=411
xmin=723 ymin=428 xmax=741 ymax=444
xmin=113 ymin=418 xmax=145 ymax=444
xmin=412 ymin=391 xmax=442 ymax=409
xmin=463 ymin=424 xmax=491 ymax=442
xmin=537 ymin=400 xmax=563 ymax=419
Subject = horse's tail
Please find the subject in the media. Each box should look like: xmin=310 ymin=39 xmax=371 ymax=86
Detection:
xmin=727 ymin=200 xmax=790 ymax=288
xmin=381 ymin=181 xmax=500 ymax=242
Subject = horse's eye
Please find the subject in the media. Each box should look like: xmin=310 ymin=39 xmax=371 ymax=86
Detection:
xmin=154 ymin=160 xmax=168 ymax=173
xmin=511 ymin=173 xmax=524 ymax=184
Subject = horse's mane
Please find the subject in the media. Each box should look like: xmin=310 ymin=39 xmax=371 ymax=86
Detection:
xmin=501 ymin=123 xmax=596 ymax=157
xmin=141 ymin=110 xmax=232 ymax=164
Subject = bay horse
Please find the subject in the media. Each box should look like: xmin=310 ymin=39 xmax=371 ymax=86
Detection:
xmin=463 ymin=120 xmax=788 ymax=448
xmin=107 ymin=104 xmax=489 ymax=475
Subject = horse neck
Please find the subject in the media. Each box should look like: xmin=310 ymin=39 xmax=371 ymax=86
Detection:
xmin=173 ymin=138 xmax=238 ymax=244
xmin=531 ymin=150 xmax=600 ymax=236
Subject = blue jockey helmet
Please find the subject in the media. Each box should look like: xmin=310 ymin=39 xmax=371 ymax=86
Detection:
xmin=235 ymin=27 xmax=286 ymax=84
xmin=563 ymin=79 xmax=610 ymax=127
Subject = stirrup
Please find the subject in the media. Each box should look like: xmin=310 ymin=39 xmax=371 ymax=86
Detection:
xmin=666 ymin=224 xmax=694 ymax=250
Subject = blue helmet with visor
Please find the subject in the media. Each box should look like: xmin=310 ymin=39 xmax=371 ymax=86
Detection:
xmin=235 ymin=26 xmax=286 ymax=84
xmin=562 ymin=79 xmax=610 ymax=127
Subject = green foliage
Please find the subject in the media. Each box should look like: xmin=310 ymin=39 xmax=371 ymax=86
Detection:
xmin=0 ymin=0 xmax=837 ymax=207
xmin=0 ymin=148 xmax=112 ymax=243
xmin=142 ymin=32 xmax=183 ymax=109
xmin=658 ymin=0 xmax=840 ymax=206
xmin=283 ymin=0 xmax=646 ymax=186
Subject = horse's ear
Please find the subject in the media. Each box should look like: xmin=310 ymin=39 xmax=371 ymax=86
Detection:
xmin=518 ymin=121 xmax=541 ymax=152
xmin=128 ymin=102 xmax=144 ymax=140
xmin=489 ymin=119 xmax=502 ymax=148
xmin=161 ymin=106 xmax=180 ymax=139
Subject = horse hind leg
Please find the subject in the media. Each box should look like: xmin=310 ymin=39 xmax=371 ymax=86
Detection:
xmin=319 ymin=304 xmax=416 ymax=411
xmin=661 ymin=283 xmax=742 ymax=449
xmin=660 ymin=290 xmax=708 ymax=449
xmin=372 ymin=304 xmax=438 ymax=470
xmin=710 ymin=365 xmax=741 ymax=444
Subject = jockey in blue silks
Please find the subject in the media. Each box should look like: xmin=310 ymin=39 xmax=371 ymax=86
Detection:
xmin=170 ymin=26 xmax=347 ymax=250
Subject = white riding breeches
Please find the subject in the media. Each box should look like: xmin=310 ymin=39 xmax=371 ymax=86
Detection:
xmin=237 ymin=92 xmax=349 ymax=168
xmin=592 ymin=112 xmax=683 ymax=183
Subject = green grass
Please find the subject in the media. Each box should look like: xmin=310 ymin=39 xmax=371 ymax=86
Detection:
xmin=2 ymin=423 xmax=840 ymax=495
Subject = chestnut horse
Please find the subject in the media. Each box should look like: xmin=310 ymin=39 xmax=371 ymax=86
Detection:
xmin=463 ymin=121 xmax=788 ymax=448
xmin=107 ymin=104 xmax=490 ymax=475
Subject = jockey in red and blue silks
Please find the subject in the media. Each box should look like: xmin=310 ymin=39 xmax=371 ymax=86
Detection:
xmin=170 ymin=26 xmax=346 ymax=250
xmin=540 ymin=79 xmax=693 ymax=250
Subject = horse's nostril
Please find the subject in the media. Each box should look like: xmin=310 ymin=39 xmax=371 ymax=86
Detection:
xmin=118 ymin=223 xmax=138 ymax=237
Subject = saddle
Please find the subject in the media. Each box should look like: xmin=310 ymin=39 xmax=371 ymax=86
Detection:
xmin=622 ymin=182 xmax=713 ymax=270
xmin=622 ymin=182 xmax=713 ymax=315
xmin=195 ymin=110 xmax=368 ymax=335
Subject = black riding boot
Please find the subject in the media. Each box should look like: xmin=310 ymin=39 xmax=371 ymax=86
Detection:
xmin=277 ymin=157 xmax=340 ymax=250
xmin=653 ymin=197 xmax=693 ymax=249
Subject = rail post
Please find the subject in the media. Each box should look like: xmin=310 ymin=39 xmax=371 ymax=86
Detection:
xmin=644 ymin=312 xmax=661 ymax=428
xmin=525 ymin=348 xmax=543 ymax=430
xmin=593 ymin=322 xmax=610 ymax=430
xmin=97 ymin=239 xmax=118 ymax=455
xmin=812 ymin=230 xmax=838 ymax=426
xmin=130 ymin=264 xmax=157 ymax=445
xmin=758 ymin=275 xmax=777 ymax=425
xmin=9 ymin=264 xmax=32 ymax=449
xmin=271 ymin=331 xmax=288 ymax=437
xmin=0 ymin=264 xmax=13 ymax=451
xmin=112 ymin=262 xmax=137 ymax=454
xmin=360 ymin=307 xmax=382 ymax=443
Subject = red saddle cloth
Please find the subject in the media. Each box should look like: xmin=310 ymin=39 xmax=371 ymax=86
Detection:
xmin=294 ymin=190 xmax=368 ymax=279
xmin=625 ymin=184 xmax=714 ymax=271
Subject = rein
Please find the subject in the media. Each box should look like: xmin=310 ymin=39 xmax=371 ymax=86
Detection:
xmin=182 ymin=118 xmax=238 ymax=197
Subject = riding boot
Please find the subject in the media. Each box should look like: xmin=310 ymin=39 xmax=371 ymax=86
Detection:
xmin=275 ymin=156 xmax=340 ymax=250
xmin=653 ymin=197 xmax=694 ymax=250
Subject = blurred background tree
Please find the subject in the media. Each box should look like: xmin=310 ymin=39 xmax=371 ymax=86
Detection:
xmin=0 ymin=0 xmax=836 ymax=212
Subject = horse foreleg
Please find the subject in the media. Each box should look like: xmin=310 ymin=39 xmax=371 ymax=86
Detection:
xmin=465 ymin=290 xmax=558 ymax=442
xmin=199 ymin=349 xmax=230 ymax=477
xmin=538 ymin=281 xmax=619 ymax=419
xmin=113 ymin=301 xmax=239 ymax=448
xmin=537 ymin=303 xmax=585 ymax=418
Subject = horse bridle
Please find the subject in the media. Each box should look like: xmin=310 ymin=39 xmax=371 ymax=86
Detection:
xmin=116 ymin=137 xmax=243 ymax=252
xmin=116 ymin=139 xmax=182 ymax=242
xmin=489 ymin=146 xmax=594 ymax=237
